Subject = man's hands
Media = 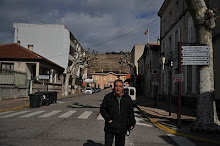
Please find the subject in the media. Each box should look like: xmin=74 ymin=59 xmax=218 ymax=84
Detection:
xmin=109 ymin=120 xmax=113 ymax=123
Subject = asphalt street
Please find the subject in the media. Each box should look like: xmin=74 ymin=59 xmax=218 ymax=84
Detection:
xmin=0 ymin=89 xmax=180 ymax=146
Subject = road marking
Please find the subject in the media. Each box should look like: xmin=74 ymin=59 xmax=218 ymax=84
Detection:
xmin=77 ymin=111 xmax=93 ymax=119
xmin=19 ymin=111 xmax=46 ymax=118
xmin=136 ymin=122 xmax=153 ymax=127
xmin=167 ymin=134 xmax=196 ymax=146
xmin=0 ymin=110 xmax=30 ymax=118
xmin=58 ymin=110 xmax=76 ymax=118
xmin=0 ymin=111 xmax=14 ymax=116
xmin=39 ymin=110 xmax=62 ymax=118
xmin=97 ymin=114 xmax=104 ymax=120
xmin=57 ymin=101 xmax=64 ymax=104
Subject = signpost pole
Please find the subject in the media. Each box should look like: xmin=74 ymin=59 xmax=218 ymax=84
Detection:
xmin=177 ymin=42 xmax=182 ymax=128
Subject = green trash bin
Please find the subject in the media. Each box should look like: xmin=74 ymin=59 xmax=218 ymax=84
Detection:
xmin=29 ymin=94 xmax=41 ymax=108
xmin=47 ymin=91 xmax=57 ymax=103
xmin=35 ymin=91 xmax=51 ymax=106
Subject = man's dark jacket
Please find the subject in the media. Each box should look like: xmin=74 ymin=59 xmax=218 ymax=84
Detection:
xmin=100 ymin=92 xmax=136 ymax=133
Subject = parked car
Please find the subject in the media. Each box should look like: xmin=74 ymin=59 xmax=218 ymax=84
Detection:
xmin=84 ymin=87 xmax=94 ymax=94
xmin=123 ymin=86 xmax=136 ymax=104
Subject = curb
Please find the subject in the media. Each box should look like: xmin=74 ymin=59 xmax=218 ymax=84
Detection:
xmin=136 ymin=105 xmax=220 ymax=145
xmin=0 ymin=104 xmax=29 ymax=112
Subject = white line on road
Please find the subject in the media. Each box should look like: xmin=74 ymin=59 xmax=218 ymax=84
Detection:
xmin=58 ymin=110 xmax=76 ymax=118
xmin=136 ymin=122 xmax=153 ymax=127
xmin=0 ymin=111 xmax=30 ymax=118
xmin=19 ymin=111 xmax=46 ymax=118
xmin=39 ymin=110 xmax=62 ymax=118
xmin=97 ymin=114 xmax=104 ymax=120
xmin=77 ymin=111 xmax=93 ymax=119
xmin=167 ymin=134 xmax=196 ymax=146
xmin=0 ymin=111 xmax=14 ymax=116
xmin=56 ymin=101 xmax=64 ymax=103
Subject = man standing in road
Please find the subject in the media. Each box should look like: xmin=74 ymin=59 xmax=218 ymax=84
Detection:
xmin=100 ymin=79 xmax=136 ymax=146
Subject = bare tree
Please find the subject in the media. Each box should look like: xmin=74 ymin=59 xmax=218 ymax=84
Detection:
xmin=184 ymin=0 xmax=219 ymax=131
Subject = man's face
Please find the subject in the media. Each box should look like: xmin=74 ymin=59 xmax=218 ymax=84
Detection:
xmin=114 ymin=81 xmax=123 ymax=96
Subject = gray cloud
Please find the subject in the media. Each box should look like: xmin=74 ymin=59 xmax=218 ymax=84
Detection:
xmin=0 ymin=0 xmax=164 ymax=53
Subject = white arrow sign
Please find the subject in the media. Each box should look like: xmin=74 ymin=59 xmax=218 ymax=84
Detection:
xmin=182 ymin=46 xmax=209 ymax=52
xmin=181 ymin=61 xmax=209 ymax=65
xmin=182 ymin=52 xmax=209 ymax=57
xmin=181 ymin=56 xmax=209 ymax=61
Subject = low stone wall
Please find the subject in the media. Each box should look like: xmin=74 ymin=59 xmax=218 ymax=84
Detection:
xmin=0 ymin=83 xmax=63 ymax=100
xmin=0 ymin=85 xmax=29 ymax=100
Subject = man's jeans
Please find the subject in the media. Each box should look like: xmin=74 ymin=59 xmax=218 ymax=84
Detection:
xmin=105 ymin=131 xmax=126 ymax=146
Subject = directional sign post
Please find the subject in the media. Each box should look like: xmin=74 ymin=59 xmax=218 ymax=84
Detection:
xmin=181 ymin=46 xmax=210 ymax=66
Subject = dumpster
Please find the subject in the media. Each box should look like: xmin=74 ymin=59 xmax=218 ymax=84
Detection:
xmin=29 ymin=94 xmax=41 ymax=108
xmin=47 ymin=91 xmax=57 ymax=103
xmin=35 ymin=92 xmax=51 ymax=106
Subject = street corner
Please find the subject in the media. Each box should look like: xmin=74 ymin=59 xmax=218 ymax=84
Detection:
xmin=136 ymin=105 xmax=220 ymax=145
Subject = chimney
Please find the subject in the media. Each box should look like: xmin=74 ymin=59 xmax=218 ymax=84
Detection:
xmin=157 ymin=39 xmax=160 ymax=45
xmin=28 ymin=45 xmax=33 ymax=51
xmin=17 ymin=41 xmax=20 ymax=45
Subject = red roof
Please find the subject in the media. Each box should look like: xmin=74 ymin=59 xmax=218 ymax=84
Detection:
xmin=0 ymin=43 xmax=63 ymax=69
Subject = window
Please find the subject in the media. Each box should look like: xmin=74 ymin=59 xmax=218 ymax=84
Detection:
xmin=103 ymin=76 xmax=106 ymax=80
xmin=1 ymin=63 xmax=14 ymax=72
xmin=130 ymin=89 xmax=134 ymax=95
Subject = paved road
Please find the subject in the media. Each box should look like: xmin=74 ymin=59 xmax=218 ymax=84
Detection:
xmin=0 ymin=89 xmax=177 ymax=146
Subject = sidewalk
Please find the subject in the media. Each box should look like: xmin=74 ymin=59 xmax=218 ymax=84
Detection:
xmin=136 ymin=95 xmax=220 ymax=145
xmin=0 ymin=93 xmax=81 ymax=112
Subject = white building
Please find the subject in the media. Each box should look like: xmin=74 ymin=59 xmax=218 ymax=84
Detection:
xmin=13 ymin=23 xmax=83 ymax=73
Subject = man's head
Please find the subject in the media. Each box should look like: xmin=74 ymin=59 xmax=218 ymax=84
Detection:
xmin=113 ymin=79 xmax=124 ymax=96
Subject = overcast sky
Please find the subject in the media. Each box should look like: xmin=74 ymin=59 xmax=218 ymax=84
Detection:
xmin=0 ymin=0 xmax=164 ymax=54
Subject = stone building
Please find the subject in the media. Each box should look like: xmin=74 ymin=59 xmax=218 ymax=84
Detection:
xmin=158 ymin=0 xmax=198 ymax=106
xmin=138 ymin=43 xmax=160 ymax=97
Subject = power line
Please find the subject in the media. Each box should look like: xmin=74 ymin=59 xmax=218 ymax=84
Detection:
xmin=47 ymin=17 xmax=160 ymax=58
xmin=88 ymin=18 xmax=160 ymax=48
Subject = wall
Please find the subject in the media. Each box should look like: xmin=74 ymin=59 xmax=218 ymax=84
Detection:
xmin=13 ymin=23 xmax=70 ymax=71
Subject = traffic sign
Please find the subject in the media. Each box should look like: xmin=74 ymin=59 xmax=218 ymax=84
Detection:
xmin=38 ymin=75 xmax=50 ymax=80
xmin=152 ymin=69 xmax=158 ymax=75
xmin=173 ymin=74 xmax=183 ymax=82
xmin=152 ymin=76 xmax=157 ymax=80
xmin=181 ymin=56 xmax=209 ymax=61
xmin=181 ymin=61 xmax=209 ymax=65
xmin=182 ymin=46 xmax=209 ymax=52
xmin=182 ymin=52 xmax=209 ymax=57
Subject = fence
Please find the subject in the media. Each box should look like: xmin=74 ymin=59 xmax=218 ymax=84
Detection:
xmin=0 ymin=69 xmax=28 ymax=87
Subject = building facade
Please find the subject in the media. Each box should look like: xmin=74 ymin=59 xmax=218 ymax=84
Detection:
xmin=158 ymin=0 xmax=198 ymax=105
xmin=138 ymin=43 xmax=160 ymax=97
xmin=13 ymin=23 xmax=84 ymax=73
xmin=91 ymin=71 xmax=128 ymax=89
xmin=0 ymin=44 xmax=64 ymax=99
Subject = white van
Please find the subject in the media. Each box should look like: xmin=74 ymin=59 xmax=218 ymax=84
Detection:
xmin=123 ymin=87 xmax=136 ymax=104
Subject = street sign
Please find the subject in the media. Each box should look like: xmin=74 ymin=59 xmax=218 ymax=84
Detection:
xmin=181 ymin=56 xmax=209 ymax=61
xmin=38 ymin=75 xmax=49 ymax=80
xmin=152 ymin=76 xmax=157 ymax=80
xmin=173 ymin=74 xmax=183 ymax=82
xmin=152 ymin=81 xmax=158 ymax=85
xmin=182 ymin=52 xmax=209 ymax=57
xmin=181 ymin=61 xmax=209 ymax=65
xmin=182 ymin=46 xmax=209 ymax=52
xmin=152 ymin=69 xmax=158 ymax=75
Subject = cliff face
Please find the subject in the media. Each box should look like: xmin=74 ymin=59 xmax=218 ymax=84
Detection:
xmin=87 ymin=53 xmax=130 ymax=78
